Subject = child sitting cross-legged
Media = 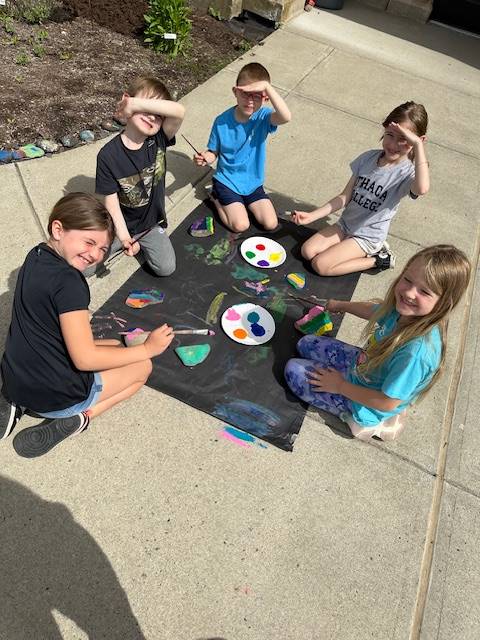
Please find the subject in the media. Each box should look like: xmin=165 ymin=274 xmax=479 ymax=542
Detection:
xmin=285 ymin=245 xmax=470 ymax=441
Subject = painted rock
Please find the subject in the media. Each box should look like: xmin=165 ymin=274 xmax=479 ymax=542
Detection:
xmin=125 ymin=289 xmax=165 ymax=308
xmin=189 ymin=216 xmax=214 ymax=237
xmin=38 ymin=139 xmax=59 ymax=153
xmin=19 ymin=144 xmax=44 ymax=159
xmin=295 ymin=306 xmax=333 ymax=336
xmin=0 ymin=150 xmax=13 ymax=164
xmin=123 ymin=328 xmax=150 ymax=347
xmin=101 ymin=119 xmax=122 ymax=132
xmin=286 ymin=272 xmax=306 ymax=289
xmin=80 ymin=129 xmax=95 ymax=143
xmin=12 ymin=149 xmax=26 ymax=160
xmin=175 ymin=344 xmax=211 ymax=366
xmin=60 ymin=135 xmax=77 ymax=148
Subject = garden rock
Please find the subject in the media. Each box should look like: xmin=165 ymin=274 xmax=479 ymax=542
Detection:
xmin=38 ymin=139 xmax=59 ymax=153
xmin=80 ymin=129 xmax=95 ymax=142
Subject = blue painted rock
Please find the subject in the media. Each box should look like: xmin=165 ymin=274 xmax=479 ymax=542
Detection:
xmin=19 ymin=144 xmax=44 ymax=159
xmin=125 ymin=289 xmax=165 ymax=308
xmin=38 ymin=139 xmax=59 ymax=153
xmin=60 ymin=135 xmax=77 ymax=148
xmin=175 ymin=344 xmax=211 ymax=366
xmin=79 ymin=129 xmax=95 ymax=142
xmin=189 ymin=216 xmax=214 ymax=237
xmin=0 ymin=150 xmax=13 ymax=164
xmin=12 ymin=149 xmax=26 ymax=160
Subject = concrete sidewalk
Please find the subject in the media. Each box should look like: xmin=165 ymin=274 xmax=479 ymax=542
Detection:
xmin=1 ymin=2 xmax=479 ymax=638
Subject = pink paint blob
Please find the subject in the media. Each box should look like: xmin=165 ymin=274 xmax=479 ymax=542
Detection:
xmin=219 ymin=430 xmax=251 ymax=448
xmin=225 ymin=308 xmax=241 ymax=321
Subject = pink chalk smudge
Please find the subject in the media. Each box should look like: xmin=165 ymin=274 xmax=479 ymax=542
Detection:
xmin=219 ymin=430 xmax=251 ymax=448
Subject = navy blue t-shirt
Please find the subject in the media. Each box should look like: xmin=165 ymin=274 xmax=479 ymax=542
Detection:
xmin=1 ymin=244 xmax=94 ymax=412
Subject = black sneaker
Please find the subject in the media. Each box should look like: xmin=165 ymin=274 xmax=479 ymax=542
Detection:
xmin=374 ymin=250 xmax=396 ymax=271
xmin=13 ymin=412 xmax=89 ymax=458
xmin=0 ymin=393 xmax=23 ymax=439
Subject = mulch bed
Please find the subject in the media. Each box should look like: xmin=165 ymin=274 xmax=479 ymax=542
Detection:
xmin=0 ymin=4 xmax=260 ymax=148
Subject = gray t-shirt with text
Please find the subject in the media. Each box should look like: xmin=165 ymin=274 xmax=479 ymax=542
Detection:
xmin=340 ymin=150 xmax=415 ymax=244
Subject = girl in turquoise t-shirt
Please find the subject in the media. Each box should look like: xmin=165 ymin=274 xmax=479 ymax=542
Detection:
xmin=284 ymin=245 xmax=471 ymax=441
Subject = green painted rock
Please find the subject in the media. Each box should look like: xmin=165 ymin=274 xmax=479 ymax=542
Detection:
xmin=20 ymin=144 xmax=44 ymax=159
xmin=175 ymin=344 xmax=211 ymax=366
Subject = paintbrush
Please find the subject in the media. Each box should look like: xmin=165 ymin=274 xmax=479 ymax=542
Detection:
xmin=287 ymin=292 xmax=328 ymax=307
xmin=277 ymin=210 xmax=294 ymax=222
xmin=181 ymin=134 xmax=201 ymax=156
xmin=174 ymin=329 xmax=216 ymax=336
xmin=97 ymin=225 xmax=157 ymax=277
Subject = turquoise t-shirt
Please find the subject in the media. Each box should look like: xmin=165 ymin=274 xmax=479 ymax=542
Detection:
xmin=347 ymin=309 xmax=442 ymax=426
xmin=207 ymin=106 xmax=277 ymax=195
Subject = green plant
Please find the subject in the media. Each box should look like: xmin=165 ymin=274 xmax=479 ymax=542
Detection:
xmin=32 ymin=42 xmax=44 ymax=56
xmin=207 ymin=5 xmax=222 ymax=20
xmin=8 ymin=35 xmax=20 ymax=46
xmin=35 ymin=28 xmax=48 ymax=42
xmin=0 ymin=14 xmax=16 ymax=34
xmin=144 ymin=0 xmax=192 ymax=58
xmin=58 ymin=50 xmax=72 ymax=60
xmin=15 ymin=50 xmax=30 ymax=65
xmin=238 ymin=38 xmax=251 ymax=53
xmin=9 ymin=0 xmax=60 ymax=24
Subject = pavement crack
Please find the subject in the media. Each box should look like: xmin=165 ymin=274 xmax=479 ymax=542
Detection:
xmin=15 ymin=163 xmax=47 ymax=241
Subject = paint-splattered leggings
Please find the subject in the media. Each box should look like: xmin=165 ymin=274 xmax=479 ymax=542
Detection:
xmin=284 ymin=335 xmax=362 ymax=416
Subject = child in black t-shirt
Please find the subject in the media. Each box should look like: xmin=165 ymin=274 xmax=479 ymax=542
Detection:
xmin=0 ymin=193 xmax=174 ymax=458
xmin=96 ymin=76 xmax=185 ymax=277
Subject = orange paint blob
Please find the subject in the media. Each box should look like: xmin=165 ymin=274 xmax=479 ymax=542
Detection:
xmin=233 ymin=328 xmax=248 ymax=339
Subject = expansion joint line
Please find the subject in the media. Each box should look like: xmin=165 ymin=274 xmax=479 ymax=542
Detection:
xmin=15 ymin=163 xmax=47 ymax=241
xmin=409 ymin=226 xmax=480 ymax=639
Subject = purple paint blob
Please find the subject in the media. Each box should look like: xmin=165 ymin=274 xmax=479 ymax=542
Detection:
xmin=250 ymin=322 xmax=266 ymax=337
xmin=257 ymin=259 xmax=269 ymax=267
xmin=247 ymin=311 xmax=260 ymax=323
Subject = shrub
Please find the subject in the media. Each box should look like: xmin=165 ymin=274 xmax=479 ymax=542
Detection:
xmin=144 ymin=0 xmax=191 ymax=57
xmin=5 ymin=1 xmax=61 ymax=24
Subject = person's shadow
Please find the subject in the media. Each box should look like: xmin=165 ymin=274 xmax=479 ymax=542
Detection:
xmin=0 ymin=475 xmax=145 ymax=639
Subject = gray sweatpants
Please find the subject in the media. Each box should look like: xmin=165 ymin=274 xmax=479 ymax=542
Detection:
xmin=87 ymin=224 xmax=176 ymax=278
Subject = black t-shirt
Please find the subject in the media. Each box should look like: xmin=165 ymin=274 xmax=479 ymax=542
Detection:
xmin=1 ymin=244 xmax=94 ymax=412
xmin=96 ymin=129 xmax=175 ymax=236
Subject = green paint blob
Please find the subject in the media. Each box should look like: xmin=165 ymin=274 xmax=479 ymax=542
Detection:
xmin=231 ymin=264 xmax=265 ymax=281
xmin=245 ymin=250 xmax=256 ymax=259
xmin=175 ymin=344 xmax=211 ymax=366
xmin=205 ymin=238 xmax=231 ymax=265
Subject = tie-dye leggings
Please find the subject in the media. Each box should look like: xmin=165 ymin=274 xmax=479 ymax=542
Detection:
xmin=284 ymin=335 xmax=362 ymax=416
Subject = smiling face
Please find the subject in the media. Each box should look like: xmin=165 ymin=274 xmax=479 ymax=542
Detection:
xmin=382 ymin=120 xmax=415 ymax=163
xmin=49 ymin=221 xmax=110 ymax=271
xmin=129 ymin=90 xmax=164 ymax=137
xmin=395 ymin=257 xmax=440 ymax=320
xmin=233 ymin=85 xmax=266 ymax=119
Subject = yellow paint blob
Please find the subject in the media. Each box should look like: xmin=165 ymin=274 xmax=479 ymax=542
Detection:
xmin=269 ymin=252 xmax=281 ymax=262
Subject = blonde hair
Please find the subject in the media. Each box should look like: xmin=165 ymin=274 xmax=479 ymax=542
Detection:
xmin=127 ymin=76 xmax=172 ymax=101
xmin=48 ymin=193 xmax=114 ymax=243
xmin=358 ymin=245 xmax=471 ymax=398
xmin=236 ymin=63 xmax=270 ymax=85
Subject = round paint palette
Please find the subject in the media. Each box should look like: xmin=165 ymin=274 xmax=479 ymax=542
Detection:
xmin=240 ymin=236 xmax=286 ymax=269
xmin=221 ymin=303 xmax=275 ymax=346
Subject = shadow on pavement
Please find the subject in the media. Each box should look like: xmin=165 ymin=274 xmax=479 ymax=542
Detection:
xmin=0 ymin=475 xmax=145 ymax=639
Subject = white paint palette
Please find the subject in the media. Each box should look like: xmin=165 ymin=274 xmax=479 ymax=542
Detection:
xmin=240 ymin=236 xmax=286 ymax=269
xmin=221 ymin=303 xmax=275 ymax=346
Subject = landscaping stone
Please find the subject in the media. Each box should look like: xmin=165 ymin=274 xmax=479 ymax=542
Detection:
xmin=101 ymin=119 xmax=122 ymax=132
xmin=38 ymin=139 xmax=60 ymax=153
xmin=60 ymin=135 xmax=78 ymax=148
xmin=79 ymin=129 xmax=95 ymax=142
xmin=19 ymin=144 xmax=44 ymax=159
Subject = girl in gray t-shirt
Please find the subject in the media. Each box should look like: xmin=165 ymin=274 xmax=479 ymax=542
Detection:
xmin=293 ymin=101 xmax=430 ymax=275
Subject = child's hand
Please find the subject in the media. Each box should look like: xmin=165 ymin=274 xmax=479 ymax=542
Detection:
xmin=193 ymin=150 xmax=215 ymax=166
xmin=390 ymin=121 xmax=425 ymax=147
xmin=237 ymin=81 xmax=269 ymax=96
xmin=115 ymin=93 xmax=135 ymax=120
xmin=122 ymin=237 xmax=141 ymax=257
xmin=307 ymin=367 xmax=345 ymax=395
xmin=292 ymin=210 xmax=313 ymax=225
xmin=144 ymin=324 xmax=174 ymax=357
xmin=326 ymin=299 xmax=341 ymax=313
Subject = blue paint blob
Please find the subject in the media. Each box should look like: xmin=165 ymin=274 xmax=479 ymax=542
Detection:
xmin=257 ymin=259 xmax=269 ymax=267
xmin=250 ymin=322 xmax=266 ymax=337
xmin=224 ymin=426 xmax=256 ymax=443
xmin=247 ymin=311 xmax=260 ymax=323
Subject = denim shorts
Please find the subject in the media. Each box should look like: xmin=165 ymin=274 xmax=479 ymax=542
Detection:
xmin=212 ymin=178 xmax=270 ymax=207
xmin=37 ymin=372 xmax=103 ymax=419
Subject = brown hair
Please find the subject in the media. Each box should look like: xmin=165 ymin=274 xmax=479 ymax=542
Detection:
xmin=127 ymin=76 xmax=172 ymax=101
xmin=48 ymin=193 xmax=114 ymax=243
xmin=382 ymin=101 xmax=428 ymax=161
xmin=358 ymin=245 xmax=471 ymax=399
xmin=236 ymin=63 xmax=270 ymax=86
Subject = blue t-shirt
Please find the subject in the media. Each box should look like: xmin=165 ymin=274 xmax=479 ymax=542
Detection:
xmin=207 ymin=106 xmax=277 ymax=195
xmin=347 ymin=309 xmax=442 ymax=426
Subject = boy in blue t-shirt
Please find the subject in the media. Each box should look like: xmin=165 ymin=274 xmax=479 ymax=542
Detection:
xmin=194 ymin=63 xmax=291 ymax=233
